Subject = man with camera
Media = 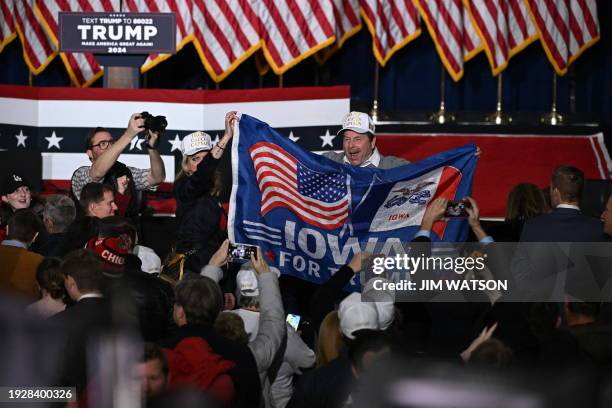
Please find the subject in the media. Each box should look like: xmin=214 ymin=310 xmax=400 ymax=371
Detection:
xmin=71 ymin=113 xmax=166 ymax=217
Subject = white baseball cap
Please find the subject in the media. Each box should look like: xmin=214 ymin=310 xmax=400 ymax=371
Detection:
xmin=362 ymin=278 xmax=395 ymax=330
xmin=181 ymin=131 xmax=213 ymax=156
xmin=337 ymin=111 xmax=375 ymax=136
xmin=236 ymin=268 xmax=259 ymax=297
xmin=133 ymin=245 xmax=161 ymax=275
xmin=337 ymin=292 xmax=379 ymax=339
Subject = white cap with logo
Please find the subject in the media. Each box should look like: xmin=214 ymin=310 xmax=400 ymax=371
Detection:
xmin=337 ymin=111 xmax=375 ymax=136
xmin=181 ymin=131 xmax=213 ymax=156
xmin=337 ymin=292 xmax=379 ymax=339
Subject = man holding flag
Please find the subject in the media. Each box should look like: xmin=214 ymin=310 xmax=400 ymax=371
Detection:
xmin=228 ymin=113 xmax=479 ymax=289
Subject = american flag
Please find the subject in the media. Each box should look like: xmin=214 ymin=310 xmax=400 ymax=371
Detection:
xmin=464 ymin=0 xmax=537 ymax=75
xmin=525 ymin=0 xmax=599 ymax=75
xmin=191 ymin=0 xmax=260 ymax=82
xmin=14 ymin=0 xmax=55 ymax=75
xmin=360 ymin=0 xmax=421 ymax=66
xmin=35 ymin=0 xmax=114 ymax=86
xmin=0 ymin=0 xmax=16 ymax=53
xmin=249 ymin=141 xmax=350 ymax=230
xmin=252 ymin=0 xmax=336 ymax=74
xmin=121 ymin=0 xmax=193 ymax=73
xmin=414 ymin=0 xmax=481 ymax=81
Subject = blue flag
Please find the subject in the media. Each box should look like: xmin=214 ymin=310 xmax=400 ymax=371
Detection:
xmin=229 ymin=114 xmax=478 ymax=289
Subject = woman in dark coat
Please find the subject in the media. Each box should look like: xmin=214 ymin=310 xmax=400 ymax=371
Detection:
xmin=173 ymin=111 xmax=237 ymax=274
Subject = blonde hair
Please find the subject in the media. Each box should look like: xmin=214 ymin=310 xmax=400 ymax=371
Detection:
xmin=316 ymin=311 xmax=344 ymax=367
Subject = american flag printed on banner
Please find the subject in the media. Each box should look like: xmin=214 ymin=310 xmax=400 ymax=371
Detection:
xmin=360 ymin=0 xmax=422 ymax=66
xmin=0 ymin=0 xmax=16 ymax=53
xmin=525 ymin=0 xmax=599 ymax=75
xmin=249 ymin=141 xmax=350 ymax=230
xmin=34 ymin=0 xmax=117 ymax=87
xmin=14 ymin=0 xmax=56 ymax=74
xmin=464 ymin=0 xmax=537 ymax=75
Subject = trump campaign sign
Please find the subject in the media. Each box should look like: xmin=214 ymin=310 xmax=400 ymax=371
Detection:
xmin=229 ymin=114 xmax=478 ymax=289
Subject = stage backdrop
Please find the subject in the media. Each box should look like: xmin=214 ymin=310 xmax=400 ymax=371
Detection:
xmin=0 ymin=84 xmax=609 ymax=218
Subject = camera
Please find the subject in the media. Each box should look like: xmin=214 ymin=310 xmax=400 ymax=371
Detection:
xmin=140 ymin=111 xmax=168 ymax=134
xmin=228 ymin=243 xmax=258 ymax=263
xmin=445 ymin=199 xmax=472 ymax=218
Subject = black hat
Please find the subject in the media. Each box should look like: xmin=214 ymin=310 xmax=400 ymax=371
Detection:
xmin=1 ymin=173 xmax=31 ymax=196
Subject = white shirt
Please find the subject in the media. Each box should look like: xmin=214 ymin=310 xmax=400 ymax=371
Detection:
xmin=77 ymin=293 xmax=104 ymax=302
xmin=556 ymin=204 xmax=580 ymax=211
xmin=343 ymin=148 xmax=381 ymax=168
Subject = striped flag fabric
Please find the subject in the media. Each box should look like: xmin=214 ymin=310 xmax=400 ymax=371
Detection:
xmin=360 ymin=0 xmax=422 ymax=66
xmin=14 ymin=0 xmax=56 ymax=74
xmin=464 ymin=0 xmax=538 ymax=75
xmin=463 ymin=4 xmax=482 ymax=61
xmin=414 ymin=0 xmax=479 ymax=81
xmin=34 ymin=0 xmax=116 ymax=87
xmin=0 ymin=0 xmax=16 ymax=53
xmin=190 ymin=0 xmax=261 ymax=82
xmin=120 ymin=0 xmax=192 ymax=73
xmin=525 ymin=0 xmax=599 ymax=75
xmin=252 ymin=0 xmax=336 ymax=74
xmin=315 ymin=0 xmax=361 ymax=64
xmin=250 ymin=141 xmax=350 ymax=229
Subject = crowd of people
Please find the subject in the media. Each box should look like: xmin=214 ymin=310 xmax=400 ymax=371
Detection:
xmin=1 ymin=110 xmax=612 ymax=407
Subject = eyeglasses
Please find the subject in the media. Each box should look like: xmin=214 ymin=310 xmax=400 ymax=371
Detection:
xmin=89 ymin=139 xmax=115 ymax=150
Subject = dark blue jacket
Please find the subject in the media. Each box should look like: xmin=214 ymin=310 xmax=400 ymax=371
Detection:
xmin=520 ymin=207 xmax=603 ymax=242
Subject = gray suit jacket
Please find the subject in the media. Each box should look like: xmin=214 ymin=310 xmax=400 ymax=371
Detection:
xmin=322 ymin=150 xmax=409 ymax=169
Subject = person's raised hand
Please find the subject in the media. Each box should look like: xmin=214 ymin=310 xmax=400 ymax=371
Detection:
xmin=126 ymin=113 xmax=145 ymax=138
xmin=251 ymin=246 xmax=270 ymax=274
xmin=461 ymin=322 xmax=498 ymax=362
xmin=421 ymin=197 xmax=448 ymax=231
xmin=209 ymin=239 xmax=230 ymax=268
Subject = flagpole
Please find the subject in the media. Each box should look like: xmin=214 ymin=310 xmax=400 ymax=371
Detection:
xmin=486 ymin=73 xmax=511 ymax=124
xmin=370 ymin=63 xmax=379 ymax=123
xmin=279 ymin=73 xmax=284 ymax=88
xmin=430 ymin=66 xmax=454 ymax=124
xmin=540 ymin=71 xmax=564 ymax=125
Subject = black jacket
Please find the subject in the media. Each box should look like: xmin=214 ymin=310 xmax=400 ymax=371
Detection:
xmin=173 ymin=155 xmax=224 ymax=271
xmin=520 ymin=207 xmax=603 ymax=242
xmin=160 ymin=323 xmax=262 ymax=408
xmin=102 ymin=265 xmax=174 ymax=342
xmin=51 ymin=297 xmax=112 ymax=391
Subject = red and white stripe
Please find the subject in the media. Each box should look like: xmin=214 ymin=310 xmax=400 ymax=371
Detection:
xmin=121 ymin=0 xmax=192 ymax=72
xmin=191 ymin=0 xmax=260 ymax=82
xmin=360 ymin=0 xmax=421 ymax=66
xmin=464 ymin=0 xmax=537 ymax=75
xmin=250 ymin=142 xmax=349 ymax=229
xmin=331 ymin=0 xmax=360 ymax=46
xmin=525 ymin=0 xmax=599 ymax=75
xmin=463 ymin=4 xmax=481 ymax=60
xmin=250 ymin=0 xmax=336 ymax=74
xmin=34 ymin=0 xmax=118 ymax=87
xmin=14 ymin=0 xmax=55 ymax=74
xmin=415 ymin=0 xmax=478 ymax=81
xmin=0 ymin=0 xmax=16 ymax=52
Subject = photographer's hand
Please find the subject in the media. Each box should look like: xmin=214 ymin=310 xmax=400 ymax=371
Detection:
xmin=89 ymin=113 xmax=143 ymax=181
xmin=126 ymin=113 xmax=145 ymax=139
xmin=209 ymin=239 xmax=230 ymax=267
xmin=146 ymin=129 xmax=166 ymax=186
